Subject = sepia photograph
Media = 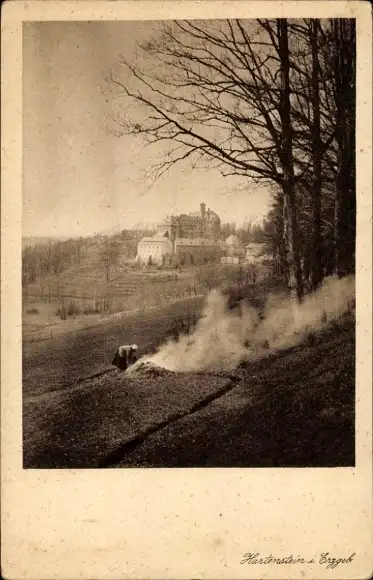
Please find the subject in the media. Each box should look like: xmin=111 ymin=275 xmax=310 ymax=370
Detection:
xmin=2 ymin=2 xmax=372 ymax=578
xmin=22 ymin=16 xmax=357 ymax=470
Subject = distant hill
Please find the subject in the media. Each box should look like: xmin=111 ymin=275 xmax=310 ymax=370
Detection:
xmin=22 ymin=236 xmax=74 ymax=250
xmin=22 ymin=230 xmax=156 ymax=251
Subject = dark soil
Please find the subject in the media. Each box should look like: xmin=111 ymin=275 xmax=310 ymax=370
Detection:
xmin=114 ymin=316 xmax=355 ymax=468
xmin=23 ymin=370 xmax=229 ymax=468
xmin=23 ymin=310 xmax=355 ymax=468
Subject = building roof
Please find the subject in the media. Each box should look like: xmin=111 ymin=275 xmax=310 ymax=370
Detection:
xmin=245 ymin=242 xmax=265 ymax=249
xmin=231 ymin=248 xmax=246 ymax=257
xmin=245 ymin=243 xmax=267 ymax=259
xmin=190 ymin=209 xmax=220 ymax=222
xmin=159 ymin=206 xmax=221 ymax=225
xmin=153 ymin=231 xmax=170 ymax=239
xmin=207 ymin=210 xmax=220 ymax=222
xmin=245 ymin=242 xmax=266 ymax=254
xmin=226 ymin=234 xmax=241 ymax=246
xmin=138 ymin=236 xmax=171 ymax=244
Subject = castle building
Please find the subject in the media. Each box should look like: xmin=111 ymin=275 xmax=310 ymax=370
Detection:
xmin=136 ymin=202 xmax=221 ymax=266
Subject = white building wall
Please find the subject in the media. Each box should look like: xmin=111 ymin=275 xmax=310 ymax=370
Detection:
xmin=136 ymin=238 xmax=173 ymax=265
xmin=221 ymin=256 xmax=244 ymax=265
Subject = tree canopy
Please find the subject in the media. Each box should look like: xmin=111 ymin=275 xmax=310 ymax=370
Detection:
xmin=106 ymin=18 xmax=356 ymax=298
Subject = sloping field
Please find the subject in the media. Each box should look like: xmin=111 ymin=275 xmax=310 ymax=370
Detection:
xmin=23 ymin=370 xmax=230 ymax=468
xmin=23 ymin=315 xmax=355 ymax=469
xmin=24 ymin=241 xmax=194 ymax=302
xmin=116 ymin=319 xmax=355 ymax=468
xmin=23 ymin=244 xmax=203 ymax=342
xmin=23 ymin=297 xmax=204 ymax=398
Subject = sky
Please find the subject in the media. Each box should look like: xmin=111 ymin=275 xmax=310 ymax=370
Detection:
xmin=23 ymin=21 xmax=272 ymax=238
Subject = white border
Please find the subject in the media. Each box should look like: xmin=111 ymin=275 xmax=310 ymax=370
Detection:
xmin=1 ymin=3 xmax=372 ymax=578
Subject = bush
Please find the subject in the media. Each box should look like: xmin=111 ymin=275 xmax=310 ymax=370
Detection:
xmin=83 ymin=302 xmax=102 ymax=315
xmin=305 ymin=331 xmax=319 ymax=347
xmin=26 ymin=308 xmax=39 ymax=314
xmin=56 ymin=300 xmax=81 ymax=319
xmin=223 ymin=279 xmax=288 ymax=312
xmin=67 ymin=301 xmax=80 ymax=316
xmin=195 ymin=265 xmax=225 ymax=290
xmin=56 ymin=305 xmax=67 ymax=320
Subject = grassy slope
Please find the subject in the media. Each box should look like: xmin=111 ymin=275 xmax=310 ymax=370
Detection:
xmin=23 ymin=371 xmax=229 ymax=468
xmin=23 ymin=240 xmax=204 ymax=342
xmin=24 ymin=241 xmax=193 ymax=301
xmin=23 ymin=314 xmax=355 ymax=469
xmin=23 ymin=296 xmax=204 ymax=398
xmin=117 ymin=317 xmax=355 ymax=468
xmin=23 ymin=234 xmax=272 ymax=344
xmin=22 ymin=279 xmax=283 ymax=397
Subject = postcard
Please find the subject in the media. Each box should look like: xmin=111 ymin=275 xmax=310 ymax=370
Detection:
xmin=1 ymin=1 xmax=372 ymax=578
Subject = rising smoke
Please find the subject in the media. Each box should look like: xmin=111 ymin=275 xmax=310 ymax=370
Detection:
xmin=128 ymin=275 xmax=355 ymax=374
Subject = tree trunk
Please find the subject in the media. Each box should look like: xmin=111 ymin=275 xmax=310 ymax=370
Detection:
xmin=24 ymin=273 xmax=29 ymax=303
xmin=302 ymin=238 xmax=312 ymax=291
xmin=277 ymin=19 xmax=304 ymax=301
xmin=310 ymin=19 xmax=323 ymax=290
xmin=331 ymin=19 xmax=356 ymax=277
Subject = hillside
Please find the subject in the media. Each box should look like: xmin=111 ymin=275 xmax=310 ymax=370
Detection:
xmin=24 ymin=238 xmax=177 ymax=299
xmin=22 ymin=232 xmax=269 ymax=343
xmin=23 ymin=311 xmax=355 ymax=469
xmin=23 ymin=296 xmax=204 ymax=398
xmin=116 ymin=317 xmax=355 ymax=468
xmin=24 ymin=246 xmax=192 ymax=303
xmin=22 ymin=235 xmax=73 ymax=249
xmin=23 ymin=237 xmax=203 ymax=342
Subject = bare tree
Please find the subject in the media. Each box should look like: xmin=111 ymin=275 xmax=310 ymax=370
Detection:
xmin=309 ymin=19 xmax=323 ymax=289
xmin=108 ymin=21 xmax=288 ymax=179
xmin=106 ymin=17 xmax=355 ymax=296
xmin=106 ymin=19 xmax=307 ymax=297
xmin=285 ymin=18 xmax=355 ymax=281
xmin=99 ymin=240 xmax=121 ymax=283
xmin=329 ymin=19 xmax=356 ymax=277
xmin=276 ymin=18 xmax=303 ymax=300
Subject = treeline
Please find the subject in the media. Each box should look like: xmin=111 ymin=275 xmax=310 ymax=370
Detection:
xmin=22 ymin=238 xmax=85 ymax=285
xmin=22 ymin=228 xmax=156 ymax=286
xmin=220 ymin=222 xmax=267 ymax=245
xmin=111 ymin=18 xmax=356 ymax=300
xmin=259 ymin=20 xmax=356 ymax=294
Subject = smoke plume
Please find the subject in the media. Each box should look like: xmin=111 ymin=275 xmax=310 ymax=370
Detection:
xmin=129 ymin=275 xmax=355 ymax=374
